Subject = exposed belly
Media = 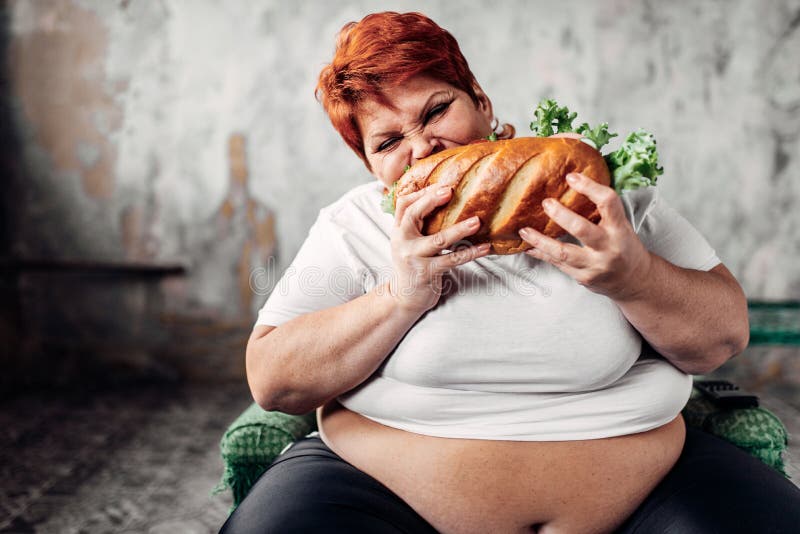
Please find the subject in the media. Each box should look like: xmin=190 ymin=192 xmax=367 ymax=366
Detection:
xmin=318 ymin=401 xmax=685 ymax=534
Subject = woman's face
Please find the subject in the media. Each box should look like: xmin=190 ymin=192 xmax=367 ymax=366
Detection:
xmin=356 ymin=76 xmax=494 ymax=188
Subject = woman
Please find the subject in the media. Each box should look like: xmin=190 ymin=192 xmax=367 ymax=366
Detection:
xmin=221 ymin=12 xmax=800 ymax=534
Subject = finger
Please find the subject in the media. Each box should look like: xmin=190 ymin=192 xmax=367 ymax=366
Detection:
xmin=393 ymin=188 xmax=427 ymax=227
xmin=540 ymin=197 xmax=605 ymax=248
xmin=429 ymin=242 xmax=492 ymax=273
xmin=565 ymin=173 xmax=629 ymax=228
xmin=518 ymin=226 xmax=588 ymax=269
xmin=400 ymin=184 xmax=453 ymax=236
xmin=416 ymin=215 xmax=482 ymax=256
xmin=523 ymin=244 xmax=585 ymax=279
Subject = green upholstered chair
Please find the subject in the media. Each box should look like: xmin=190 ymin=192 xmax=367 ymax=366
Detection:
xmin=215 ymin=406 xmax=318 ymax=506
xmin=216 ymin=302 xmax=799 ymax=508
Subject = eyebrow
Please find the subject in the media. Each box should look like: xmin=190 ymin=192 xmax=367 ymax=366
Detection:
xmin=367 ymin=90 xmax=452 ymax=146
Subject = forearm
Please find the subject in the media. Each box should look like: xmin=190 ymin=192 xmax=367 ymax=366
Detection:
xmin=247 ymin=281 xmax=423 ymax=414
xmin=615 ymin=253 xmax=749 ymax=375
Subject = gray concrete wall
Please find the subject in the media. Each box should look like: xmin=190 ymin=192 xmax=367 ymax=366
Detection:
xmin=3 ymin=0 xmax=799 ymax=388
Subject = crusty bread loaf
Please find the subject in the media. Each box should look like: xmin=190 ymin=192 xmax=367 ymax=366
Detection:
xmin=393 ymin=137 xmax=611 ymax=255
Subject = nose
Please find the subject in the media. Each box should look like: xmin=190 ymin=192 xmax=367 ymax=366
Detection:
xmin=409 ymin=131 xmax=443 ymax=164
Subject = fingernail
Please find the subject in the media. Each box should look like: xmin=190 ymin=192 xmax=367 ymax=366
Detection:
xmin=519 ymin=227 xmax=530 ymax=237
xmin=566 ymin=173 xmax=578 ymax=184
xmin=542 ymin=198 xmax=555 ymax=210
xmin=466 ymin=216 xmax=480 ymax=227
xmin=437 ymin=186 xmax=451 ymax=196
xmin=478 ymin=243 xmax=491 ymax=252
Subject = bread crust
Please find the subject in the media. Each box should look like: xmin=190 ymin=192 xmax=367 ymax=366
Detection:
xmin=393 ymin=137 xmax=611 ymax=255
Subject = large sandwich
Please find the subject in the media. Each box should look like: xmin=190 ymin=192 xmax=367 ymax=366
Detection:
xmin=381 ymin=99 xmax=663 ymax=255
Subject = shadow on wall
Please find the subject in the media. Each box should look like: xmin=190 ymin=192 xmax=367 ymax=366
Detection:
xmin=0 ymin=1 xmax=277 ymax=397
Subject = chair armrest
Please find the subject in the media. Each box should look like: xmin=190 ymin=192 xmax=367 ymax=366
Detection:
xmin=215 ymin=403 xmax=317 ymax=507
xmin=683 ymin=387 xmax=788 ymax=476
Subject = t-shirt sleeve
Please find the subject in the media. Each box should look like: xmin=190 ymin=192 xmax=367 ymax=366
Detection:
xmin=621 ymin=187 xmax=721 ymax=272
xmin=255 ymin=209 xmax=364 ymax=327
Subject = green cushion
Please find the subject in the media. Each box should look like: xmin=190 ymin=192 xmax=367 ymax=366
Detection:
xmin=681 ymin=388 xmax=788 ymax=475
xmin=214 ymin=403 xmax=318 ymax=507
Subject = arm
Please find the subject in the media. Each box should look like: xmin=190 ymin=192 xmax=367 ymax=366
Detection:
xmin=519 ymin=172 xmax=749 ymax=375
xmin=611 ymin=257 xmax=748 ymax=374
xmin=246 ymin=281 xmax=424 ymax=415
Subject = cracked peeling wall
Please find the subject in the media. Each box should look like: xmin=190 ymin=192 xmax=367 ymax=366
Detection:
xmin=3 ymin=0 xmax=799 ymax=388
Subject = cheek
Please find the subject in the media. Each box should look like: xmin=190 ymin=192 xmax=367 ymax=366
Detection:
xmin=370 ymin=151 xmax=404 ymax=183
xmin=438 ymin=108 xmax=488 ymax=144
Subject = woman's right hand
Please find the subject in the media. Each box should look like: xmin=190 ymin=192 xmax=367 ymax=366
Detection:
xmin=389 ymin=183 xmax=492 ymax=314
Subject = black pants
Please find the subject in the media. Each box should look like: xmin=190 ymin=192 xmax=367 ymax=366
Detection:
xmin=220 ymin=422 xmax=800 ymax=533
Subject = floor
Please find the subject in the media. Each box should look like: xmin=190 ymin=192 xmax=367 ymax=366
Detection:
xmin=0 ymin=381 xmax=252 ymax=534
xmin=1 ymin=350 xmax=799 ymax=534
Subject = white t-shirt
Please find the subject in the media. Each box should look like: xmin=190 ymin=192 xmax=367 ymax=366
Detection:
xmin=256 ymin=180 xmax=720 ymax=441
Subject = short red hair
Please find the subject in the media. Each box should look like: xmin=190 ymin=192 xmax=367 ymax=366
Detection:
xmin=316 ymin=12 xmax=481 ymax=167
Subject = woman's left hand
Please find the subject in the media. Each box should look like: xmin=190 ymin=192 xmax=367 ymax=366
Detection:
xmin=518 ymin=172 xmax=652 ymax=301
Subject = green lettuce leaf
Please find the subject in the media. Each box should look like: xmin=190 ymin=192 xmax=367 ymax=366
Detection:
xmin=381 ymin=180 xmax=398 ymax=215
xmin=529 ymin=99 xmax=578 ymax=137
xmin=604 ymin=130 xmax=663 ymax=193
xmin=575 ymin=122 xmax=617 ymax=151
xmin=529 ymin=98 xmax=662 ymax=193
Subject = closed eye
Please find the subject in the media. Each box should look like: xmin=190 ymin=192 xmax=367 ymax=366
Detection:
xmin=376 ymin=137 xmax=401 ymax=152
xmin=425 ymin=102 xmax=450 ymax=124
xmin=373 ymin=100 xmax=451 ymax=153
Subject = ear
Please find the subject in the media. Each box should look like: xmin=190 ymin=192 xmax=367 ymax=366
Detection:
xmin=472 ymin=82 xmax=494 ymax=125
